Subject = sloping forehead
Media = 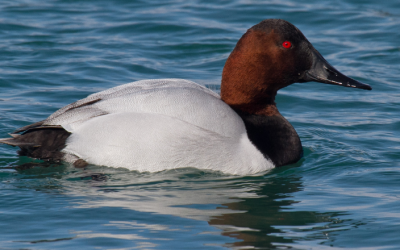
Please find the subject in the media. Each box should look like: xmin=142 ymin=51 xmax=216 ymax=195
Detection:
xmin=250 ymin=19 xmax=306 ymax=41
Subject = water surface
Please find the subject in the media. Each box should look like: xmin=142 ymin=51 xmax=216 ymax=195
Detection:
xmin=1 ymin=0 xmax=400 ymax=249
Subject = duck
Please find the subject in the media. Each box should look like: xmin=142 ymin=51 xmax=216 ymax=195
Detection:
xmin=0 ymin=19 xmax=371 ymax=175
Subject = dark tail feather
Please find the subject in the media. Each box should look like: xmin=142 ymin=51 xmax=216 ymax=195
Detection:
xmin=1 ymin=126 xmax=71 ymax=161
xmin=0 ymin=137 xmax=40 ymax=147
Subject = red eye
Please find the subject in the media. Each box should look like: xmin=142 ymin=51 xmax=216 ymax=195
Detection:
xmin=282 ymin=41 xmax=292 ymax=49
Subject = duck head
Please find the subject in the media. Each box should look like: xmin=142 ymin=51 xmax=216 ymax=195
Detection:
xmin=221 ymin=19 xmax=371 ymax=115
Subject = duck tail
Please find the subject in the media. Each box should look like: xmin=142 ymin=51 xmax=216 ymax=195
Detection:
xmin=0 ymin=125 xmax=71 ymax=161
xmin=0 ymin=135 xmax=41 ymax=147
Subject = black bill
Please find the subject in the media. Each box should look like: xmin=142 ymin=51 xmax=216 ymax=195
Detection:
xmin=300 ymin=47 xmax=372 ymax=90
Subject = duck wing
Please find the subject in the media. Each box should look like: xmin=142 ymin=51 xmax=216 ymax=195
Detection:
xmin=42 ymin=79 xmax=243 ymax=137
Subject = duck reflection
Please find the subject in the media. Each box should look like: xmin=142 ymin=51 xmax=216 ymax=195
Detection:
xmin=8 ymin=163 xmax=340 ymax=248
xmin=75 ymin=167 xmax=340 ymax=248
xmin=208 ymin=174 xmax=325 ymax=248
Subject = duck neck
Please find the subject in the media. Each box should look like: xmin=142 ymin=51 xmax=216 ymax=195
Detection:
xmin=221 ymin=76 xmax=303 ymax=166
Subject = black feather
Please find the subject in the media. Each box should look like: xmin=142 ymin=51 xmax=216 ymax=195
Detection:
xmin=1 ymin=126 xmax=71 ymax=161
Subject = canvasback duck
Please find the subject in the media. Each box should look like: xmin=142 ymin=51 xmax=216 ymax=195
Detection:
xmin=0 ymin=19 xmax=371 ymax=175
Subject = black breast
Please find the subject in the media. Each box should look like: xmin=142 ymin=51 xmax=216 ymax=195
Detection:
xmin=239 ymin=112 xmax=303 ymax=167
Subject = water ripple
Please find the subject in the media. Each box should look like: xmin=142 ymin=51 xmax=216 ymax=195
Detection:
xmin=0 ymin=0 xmax=399 ymax=249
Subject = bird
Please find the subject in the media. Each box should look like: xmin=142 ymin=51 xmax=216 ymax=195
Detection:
xmin=0 ymin=19 xmax=371 ymax=175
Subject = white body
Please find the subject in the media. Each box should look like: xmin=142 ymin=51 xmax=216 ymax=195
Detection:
xmin=43 ymin=79 xmax=274 ymax=175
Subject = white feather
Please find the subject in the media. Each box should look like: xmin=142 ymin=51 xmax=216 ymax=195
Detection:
xmin=62 ymin=112 xmax=273 ymax=175
xmin=43 ymin=79 xmax=274 ymax=175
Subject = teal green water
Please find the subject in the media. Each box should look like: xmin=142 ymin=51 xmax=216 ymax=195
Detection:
xmin=1 ymin=1 xmax=400 ymax=249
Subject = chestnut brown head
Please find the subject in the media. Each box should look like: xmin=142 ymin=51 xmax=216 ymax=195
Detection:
xmin=221 ymin=19 xmax=371 ymax=114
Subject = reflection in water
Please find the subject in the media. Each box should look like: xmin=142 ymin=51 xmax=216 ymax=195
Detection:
xmin=208 ymin=175 xmax=335 ymax=248
xmin=7 ymin=164 xmax=344 ymax=249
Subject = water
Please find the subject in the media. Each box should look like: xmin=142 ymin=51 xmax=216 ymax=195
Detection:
xmin=0 ymin=0 xmax=399 ymax=249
